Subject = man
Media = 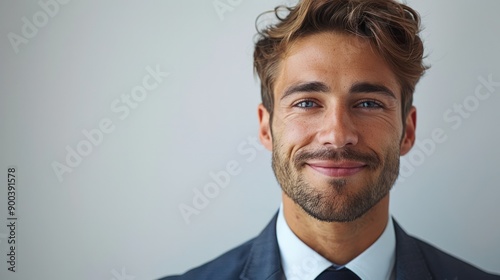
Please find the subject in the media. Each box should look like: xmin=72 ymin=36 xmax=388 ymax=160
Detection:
xmin=162 ymin=0 xmax=500 ymax=279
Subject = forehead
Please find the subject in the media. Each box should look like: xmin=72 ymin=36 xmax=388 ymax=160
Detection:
xmin=287 ymin=31 xmax=373 ymax=63
xmin=274 ymin=32 xmax=400 ymax=99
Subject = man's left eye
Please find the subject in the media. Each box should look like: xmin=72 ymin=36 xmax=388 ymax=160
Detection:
xmin=295 ymin=100 xmax=317 ymax=108
xmin=356 ymin=100 xmax=383 ymax=108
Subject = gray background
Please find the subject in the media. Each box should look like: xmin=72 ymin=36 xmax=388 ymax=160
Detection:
xmin=0 ymin=0 xmax=499 ymax=279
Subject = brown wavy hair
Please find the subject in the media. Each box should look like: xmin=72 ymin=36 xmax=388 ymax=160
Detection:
xmin=254 ymin=0 xmax=428 ymax=120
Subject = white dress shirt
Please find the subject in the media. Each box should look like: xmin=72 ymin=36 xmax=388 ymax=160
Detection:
xmin=276 ymin=205 xmax=396 ymax=280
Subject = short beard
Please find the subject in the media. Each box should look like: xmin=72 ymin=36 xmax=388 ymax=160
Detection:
xmin=272 ymin=144 xmax=400 ymax=222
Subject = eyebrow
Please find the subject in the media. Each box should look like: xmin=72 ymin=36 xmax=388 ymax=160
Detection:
xmin=281 ymin=81 xmax=397 ymax=100
xmin=350 ymin=82 xmax=397 ymax=99
xmin=281 ymin=81 xmax=330 ymax=100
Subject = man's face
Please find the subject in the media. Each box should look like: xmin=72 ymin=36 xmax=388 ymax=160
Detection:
xmin=258 ymin=32 xmax=416 ymax=222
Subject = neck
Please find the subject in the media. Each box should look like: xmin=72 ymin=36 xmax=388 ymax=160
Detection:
xmin=282 ymin=192 xmax=390 ymax=265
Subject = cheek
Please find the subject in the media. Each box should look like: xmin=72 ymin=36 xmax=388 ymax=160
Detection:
xmin=274 ymin=118 xmax=316 ymax=150
xmin=355 ymin=114 xmax=402 ymax=143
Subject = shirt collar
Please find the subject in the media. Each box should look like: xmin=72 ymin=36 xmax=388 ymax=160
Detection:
xmin=276 ymin=204 xmax=395 ymax=280
xmin=346 ymin=214 xmax=396 ymax=280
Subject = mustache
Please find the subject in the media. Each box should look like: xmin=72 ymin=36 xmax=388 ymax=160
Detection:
xmin=294 ymin=147 xmax=380 ymax=169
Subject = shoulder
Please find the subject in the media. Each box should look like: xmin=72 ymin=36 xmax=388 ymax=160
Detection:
xmin=159 ymin=237 xmax=255 ymax=280
xmin=158 ymin=213 xmax=282 ymax=280
xmin=413 ymin=236 xmax=500 ymax=279
xmin=394 ymin=220 xmax=500 ymax=280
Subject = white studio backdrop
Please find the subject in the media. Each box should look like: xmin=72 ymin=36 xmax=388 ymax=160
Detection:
xmin=0 ymin=1 xmax=499 ymax=279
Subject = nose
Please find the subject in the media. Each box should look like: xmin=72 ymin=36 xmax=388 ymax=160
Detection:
xmin=317 ymin=106 xmax=358 ymax=148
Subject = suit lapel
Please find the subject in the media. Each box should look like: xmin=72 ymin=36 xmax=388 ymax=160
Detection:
xmin=240 ymin=213 xmax=285 ymax=280
xmin=393 ymin=219 xmax=433 ymax=280
xmin=239 ymin=215 xmax=434 ymax=280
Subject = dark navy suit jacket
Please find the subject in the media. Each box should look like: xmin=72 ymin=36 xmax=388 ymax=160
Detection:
xmin=161 ymin=214 xmax=500 ymax=279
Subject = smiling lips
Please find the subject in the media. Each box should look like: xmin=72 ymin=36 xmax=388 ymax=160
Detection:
xmin=306 ymin=160 xmax=367 ymax=177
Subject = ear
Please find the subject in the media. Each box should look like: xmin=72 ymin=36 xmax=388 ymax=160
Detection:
xmin=400 ymin=106 xmax=417 ymax=156
xmin=258 ymin=104 xmax=273 ymax=151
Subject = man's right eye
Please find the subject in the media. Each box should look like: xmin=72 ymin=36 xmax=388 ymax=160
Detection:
xmin=294 ymin=100 xmax=318 ymax=108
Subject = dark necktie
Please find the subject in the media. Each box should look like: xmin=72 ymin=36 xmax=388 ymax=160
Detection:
xmin=315 ymin=267 xmax=361 ymax=280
